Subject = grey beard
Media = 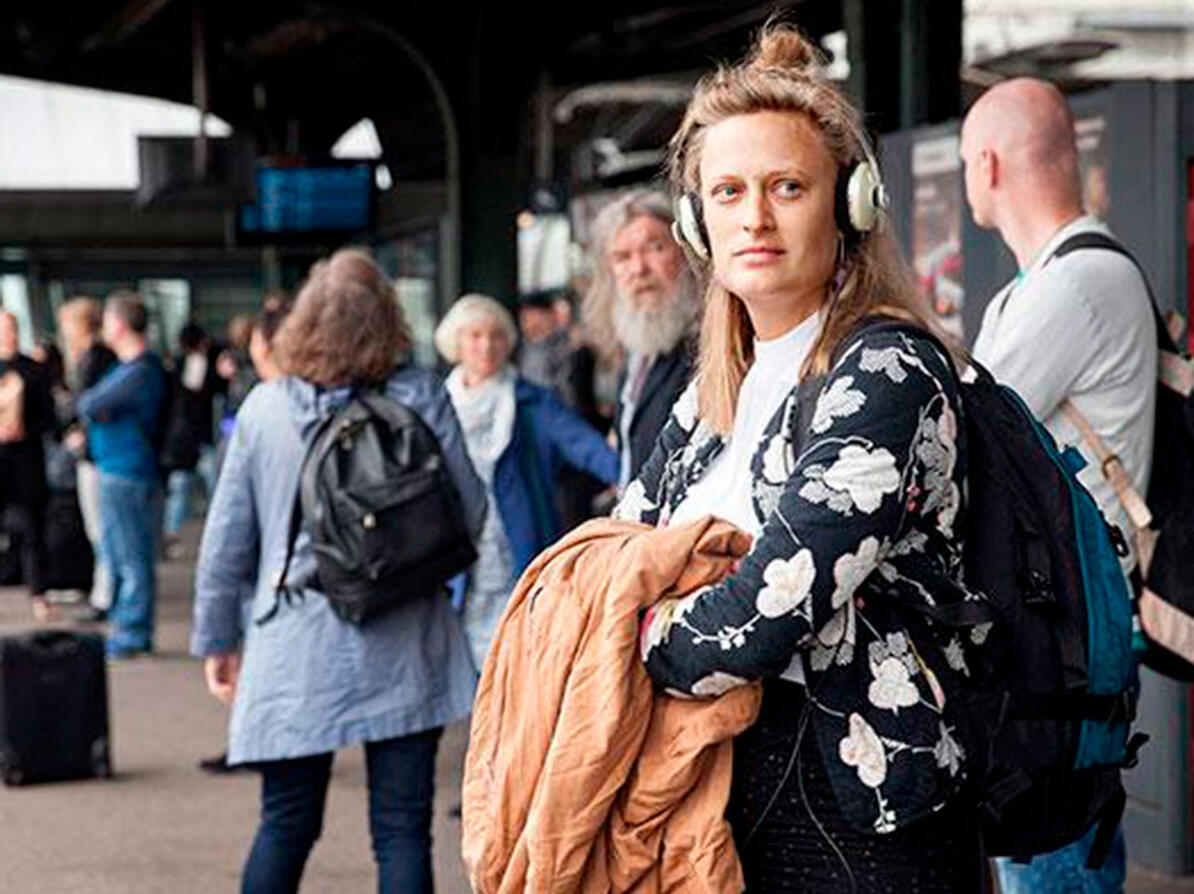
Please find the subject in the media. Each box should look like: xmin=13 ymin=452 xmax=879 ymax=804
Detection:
xmin=612 ymin=279 xmax=698 ymax=357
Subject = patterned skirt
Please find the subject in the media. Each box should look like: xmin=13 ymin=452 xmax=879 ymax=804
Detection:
xmin=728 ymin=680 xmax=988 ymax=894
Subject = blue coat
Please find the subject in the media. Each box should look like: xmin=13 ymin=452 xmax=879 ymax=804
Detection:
xmin=493 ymin=380 xmax=618 ymax=574
xmin=190 ymin=367 xmax=487 ymax=764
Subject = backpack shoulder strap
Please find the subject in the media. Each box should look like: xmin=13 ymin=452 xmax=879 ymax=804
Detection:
xmin=1052 ymin=231 xmax=1177 ymax=355
xmin=1050 ymin=232 xmax=1161 ymax=560
xmin=1059 ymin=401 xmax=1154 ymax=531
xmin=260 ymin=408 xmax=339 ymax=626
xmin=1057 ymin=234 xmax=1194 ymax=395
xmin=795 ymin=317 xmax=954 ymax=445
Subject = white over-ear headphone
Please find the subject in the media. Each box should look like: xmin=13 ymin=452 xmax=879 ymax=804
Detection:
xmin=671 ymin=121 xmax=889 ymax=260
xmin=671 ymin=193 xmax=710 ymax=261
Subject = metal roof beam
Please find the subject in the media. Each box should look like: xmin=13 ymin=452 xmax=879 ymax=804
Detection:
xmin=82 ymin=0 xmax=175 ymax=52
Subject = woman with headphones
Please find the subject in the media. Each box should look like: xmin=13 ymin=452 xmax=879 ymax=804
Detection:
xmin=616 ymin=24 xmax=986 ymax=892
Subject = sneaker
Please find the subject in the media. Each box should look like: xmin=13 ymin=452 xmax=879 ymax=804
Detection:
xmin=198 ymin=752 xmax=250 ymax=774
xmin=105 ymin=642 xmax=151 ymax=661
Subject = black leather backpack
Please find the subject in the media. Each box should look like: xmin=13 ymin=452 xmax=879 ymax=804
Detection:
xmin=271 ymin=389 xmax=477 ymax=625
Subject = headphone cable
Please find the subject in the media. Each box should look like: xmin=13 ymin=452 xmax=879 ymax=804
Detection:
xmin=742 ymin=642 xmax=857 ymax=893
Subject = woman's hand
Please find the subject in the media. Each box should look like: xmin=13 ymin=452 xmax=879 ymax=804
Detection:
xmin=204 ymin=653 xmax=242 ymax=705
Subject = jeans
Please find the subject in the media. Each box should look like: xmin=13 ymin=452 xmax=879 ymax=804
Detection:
xmin=98 ymin=472 xmax=158 ymax=652
xmin=996 ymin=822 xmax=1126 ymax=894
xmin=242 ymin=727 xmax=442 ymax=894
xmin=76 ymin=461 xmax=112 ymax=610
xmin=163 ymin=469 xmax=196 ymax=537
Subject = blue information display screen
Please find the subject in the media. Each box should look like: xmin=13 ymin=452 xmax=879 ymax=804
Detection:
xmin=239 ymin=163 xmax=373 ymax=233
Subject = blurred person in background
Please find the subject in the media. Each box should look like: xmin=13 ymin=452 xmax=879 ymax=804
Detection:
xmin=0 ymin=312 xmax=55 ymax=619
xmin=193 ymin=250 xmax=485 ymax=893
xmin=517 ymin=288 xmax=572 ymax=399
xmin=435 ymin=293 xmax=618 ymax=670
xmin=58 ymin=296 xmax=117 ymax=620
xmin=247 ymin=302 xmax=289 ymax=385
xmin=218 ymin=311 xmax=258 ymax=412
xmin=198 ymin=300 xmax=291 ymax=776
xmin=584 ymin=189 xmax=700 ymax=490
xmin=34 ymin=337 xmax=96 ymax=603
xmin=519 ymin=287 xmax=609 ymax=528
xmin=160 ymin=322 xmax=226 ymax=559
xmin=77 ymin=291 xmax=168 ymax=659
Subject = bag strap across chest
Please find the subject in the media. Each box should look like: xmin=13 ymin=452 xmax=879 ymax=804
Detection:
xmin=1047 ymin=231 xmax=1190 ymax=573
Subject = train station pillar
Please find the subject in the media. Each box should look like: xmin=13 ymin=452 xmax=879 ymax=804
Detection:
xmin=844 ymin=0 xmax=963 ymax=135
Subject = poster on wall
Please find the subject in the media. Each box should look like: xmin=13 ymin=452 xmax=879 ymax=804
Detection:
xmin=912 ymin=134 xmax=965 ymax=339
xmin=1075 ymin=116 xmax=1110 ymax=220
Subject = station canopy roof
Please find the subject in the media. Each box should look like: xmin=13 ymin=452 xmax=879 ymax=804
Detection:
xmin=0 ymin=2 xmax=844 ymax=179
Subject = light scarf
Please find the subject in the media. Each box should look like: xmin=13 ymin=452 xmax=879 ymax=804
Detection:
xmin=446 ymin=365 xmax=518 ymax=474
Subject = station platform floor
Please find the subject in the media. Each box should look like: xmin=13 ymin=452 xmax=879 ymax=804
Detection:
xmin=0 ymin=520 xmax=1192 ymax=893
xmin=0 ymin=523 xmax=471 ymax=894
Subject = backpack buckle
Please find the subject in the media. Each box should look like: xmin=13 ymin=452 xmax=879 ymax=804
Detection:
xmin=1106 ymin=524 xmax=1130 ymax=558
xmin=1123 ymin=731 xmax=1149 ymax=769
xmin=1100 ymin=453 xmax=1125 ymax=479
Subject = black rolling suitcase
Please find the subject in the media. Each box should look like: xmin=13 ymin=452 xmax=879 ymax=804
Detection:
xmin=0 ymin=631 xmax=111 ymax=785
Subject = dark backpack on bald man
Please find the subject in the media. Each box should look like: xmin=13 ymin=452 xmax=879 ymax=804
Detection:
xmin=1048 ymin=232 xmax=1194 ymax=682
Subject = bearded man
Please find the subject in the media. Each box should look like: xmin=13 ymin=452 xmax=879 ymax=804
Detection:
xmin=585 ymin=189 xmax=700 ymax=488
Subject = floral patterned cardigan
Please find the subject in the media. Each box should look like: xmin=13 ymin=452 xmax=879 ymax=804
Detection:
xmin=615 ymin=326 xmax=986 ymax=835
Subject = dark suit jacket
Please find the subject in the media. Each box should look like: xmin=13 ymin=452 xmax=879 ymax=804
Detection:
xmin=614 ymin=341 xmax=694 ymax=483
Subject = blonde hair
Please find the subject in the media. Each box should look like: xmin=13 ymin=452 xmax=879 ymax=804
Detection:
xmin=58 ymin=296 xmax=104 ymax=336
xmin=670 ymin=23 xmax=932 ymax=434
xmin=433 ymin=293 xmax=517 ymax=365
xmin=274 ymin=248 xmax=412 ymax=387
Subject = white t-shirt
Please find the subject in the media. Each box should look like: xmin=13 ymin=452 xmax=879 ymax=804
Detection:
xmin=670 ymin=312 xmax=821 ymax=534
xmin=971 ymin=216 xmax=1157 ymax=567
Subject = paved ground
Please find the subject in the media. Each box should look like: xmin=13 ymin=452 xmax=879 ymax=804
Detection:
xmin=1 ymin=521 xmax=1192 ymax=892
xmin=0 ymin=525 xmax=470 ymax=894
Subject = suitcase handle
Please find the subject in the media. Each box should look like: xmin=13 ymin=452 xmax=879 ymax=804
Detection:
xmin=28 ymin=631 xmax=84 ymax=655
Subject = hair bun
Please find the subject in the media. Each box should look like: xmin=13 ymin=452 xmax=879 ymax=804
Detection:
xmin=748 ymin=24 xmax=824 ymax=75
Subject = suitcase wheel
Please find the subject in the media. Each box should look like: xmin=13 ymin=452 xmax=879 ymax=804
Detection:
xmin=91 ymin=739 xmax=111 ymax=779
xmin=3 ymin=761 xmax=24 ymax=786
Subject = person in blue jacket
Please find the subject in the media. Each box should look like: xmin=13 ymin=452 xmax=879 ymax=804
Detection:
xmin=435 ymin=293 xmax=619 ymax=669
xmin=192 ymin=250 xmax=486 ymax=894
xmin=76 ymin=291 xmax=167 ymax=659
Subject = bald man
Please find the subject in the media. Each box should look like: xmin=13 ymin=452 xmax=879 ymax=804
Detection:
xmin=962 ymin=79 xmax=1155 ymax=893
